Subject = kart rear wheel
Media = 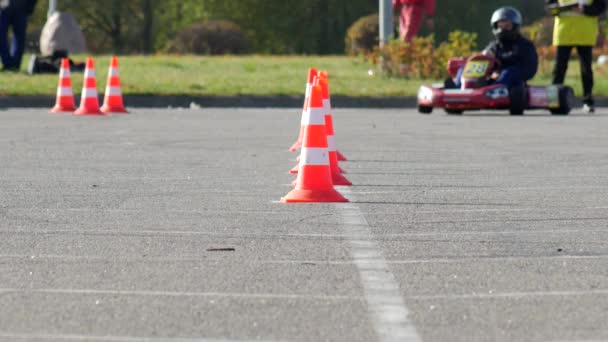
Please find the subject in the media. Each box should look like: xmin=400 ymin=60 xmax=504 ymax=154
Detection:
xmin=509 ymin=85 xmax=526 ymax=115
xmin=550 ymin=86 xmax=574 ymax=115
xmin=444 ymin=109 xmax=463 ymax=115
xmin=418 ymin=105 xmax=433 ymax=114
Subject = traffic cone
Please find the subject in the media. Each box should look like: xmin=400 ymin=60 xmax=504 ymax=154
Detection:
xmin=289 ymin=68 xmax=317 ymax=152
xmin=101 ymin=56 xmax=128 ymax=113
xmin=325 ymin=114 xmax=352 ymax=186
xmin=281 ymin=84 xmax=348 ymax=203
xmin=291 ymin=72 xmax=348 ymax=177
xmin=50 ymin=58 xmax=76 ymax=113
xmin=74 ymin=57 xmax=104 ymax=116
xmin=318 ymin=70 xmax=347 ymax=162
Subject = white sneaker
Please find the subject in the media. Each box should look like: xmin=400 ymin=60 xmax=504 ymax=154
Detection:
xmin=583 ymin=104 xmax=595 ymax=113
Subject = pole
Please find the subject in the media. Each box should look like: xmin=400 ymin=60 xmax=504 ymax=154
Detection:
xmin=48 ymin=0 xmax=57 ymax=17
xmin=379 ymin=0 xmax=393 ymax=47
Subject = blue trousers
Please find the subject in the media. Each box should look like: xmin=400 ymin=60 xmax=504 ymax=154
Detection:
xmin=0 ymin=7 xmax=28 ymax=70
xmin=455 ymin=66 xmax=524 ymax=89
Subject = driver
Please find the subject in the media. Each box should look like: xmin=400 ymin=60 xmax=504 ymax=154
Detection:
xmin=453 ymin=7 xmax=538 ymax=89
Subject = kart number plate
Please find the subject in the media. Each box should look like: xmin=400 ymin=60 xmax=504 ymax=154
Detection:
xmin=463 ymin=61 xmax=489 ymax=78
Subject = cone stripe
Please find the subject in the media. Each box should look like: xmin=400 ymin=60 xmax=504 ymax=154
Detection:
xmin=302 ymin=107 xmax=325 ymax=125
xmin=108 ymin=67 xmax=119 ymax=77
xmin=105 ymin=86 xmax=122 ymax=96
xmin=82 ymin=88 xmax=98 ymax=97
xmin=300 ymin=148 xmax=329 ymax=166
xmin=57 ymin=86 xmax=73 ymax=96
xmin=322 ymin=99 xmax=331 ymax=113
xmin=60 ymin=68 xmax=71 ymax=78
xmin=304 ymin=84 xmax=311 ymax=99
xmin=327 ymin=135 xmax=336 ymax=151
xmin=85 ymin=69 xmax=96 ymax=78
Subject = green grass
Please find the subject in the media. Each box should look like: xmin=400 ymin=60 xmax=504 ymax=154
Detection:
xmin=1 ymin=55 xmax=607 ymax=97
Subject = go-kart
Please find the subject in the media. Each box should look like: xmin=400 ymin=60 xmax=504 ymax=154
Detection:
xmin=417 ymin=54 xmax=575 ymax=115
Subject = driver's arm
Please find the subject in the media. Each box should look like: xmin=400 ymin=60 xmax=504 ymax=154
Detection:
xmin=515 ymin=40 xmax=539 ymax=81
xmin=482 ymin=41 xmax=498 ymax=58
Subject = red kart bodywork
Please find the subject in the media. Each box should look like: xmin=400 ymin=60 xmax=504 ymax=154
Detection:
xmin=417 ymin=54 xmax=573 ymax=115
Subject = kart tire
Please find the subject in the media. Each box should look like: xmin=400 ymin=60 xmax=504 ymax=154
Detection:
xmin=418 ymin=105 xmax=433 ymax=114
xmin=445 ymin=109 xmax=463 ymax=115
xmin=509 ymin=85 xmax=526 ymax=115
xmin=550 ymin=86 xmax=574 ymax=115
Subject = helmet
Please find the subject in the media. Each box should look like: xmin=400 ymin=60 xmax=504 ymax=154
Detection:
xmin=491 ymin=7 xmax=522 ymax=43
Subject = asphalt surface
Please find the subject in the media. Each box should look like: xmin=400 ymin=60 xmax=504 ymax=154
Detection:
xmin=1 ymin=106 xmax=608 ymax=341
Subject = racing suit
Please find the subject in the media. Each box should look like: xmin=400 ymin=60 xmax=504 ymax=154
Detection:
xmin=482 ymin=35 xmax=539 ymax=89
xmin=392 ymin=0 xmax=435 ymax=42
xmin=454 ymin=35 xmax=538 ymax=89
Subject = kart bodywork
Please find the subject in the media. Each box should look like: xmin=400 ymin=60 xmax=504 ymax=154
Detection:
xmin=417 ymin=54 xmax=575 ymax=115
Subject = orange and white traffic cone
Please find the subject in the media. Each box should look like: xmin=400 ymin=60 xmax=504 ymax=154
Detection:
xmin=289 ymin=68 xmax=317 ymax=152
xmin=281 ymin=84 xmax=348 ymax=203
xmin=101 ymin=56 xmax=128 ymax=113
xmin=325 ymin=112 xmax=352 ymax=186
xmin=74 ymin=57 xmax=103 ymax=116
xmin=50 ymin=58 xmax=76 ymax=113
xmin=290 ymin=71 xmax=349 ymax=177
xmin=318 ymin=70 xmax=347 ymax=162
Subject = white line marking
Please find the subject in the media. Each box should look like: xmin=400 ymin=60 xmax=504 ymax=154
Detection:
xmin=0 ymin=288 xmax=356 ymax=301
xmin=405 ymin=289 xmax=608 ymax=301
xmin=1 ymin=227 xmax=607 ymax=239
xmin=413 ymin=206 xmax=608 ymax=214
xmin=2 ymin=254 xmax=607 ymax=264
xmin=338 ymin=189 xmax=421 ymax=342
xmin=263 ymin=255 xmax=608 ymax=265
xmin=0 ymin=332 xmax=278 ymax=342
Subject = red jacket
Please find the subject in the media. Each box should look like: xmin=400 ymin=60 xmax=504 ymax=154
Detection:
xmin=392 ymin=0 xmax=436 ymax=17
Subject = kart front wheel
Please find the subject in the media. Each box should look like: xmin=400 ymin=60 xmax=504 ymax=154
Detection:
xmin=550 ymin=86 xmax=574 ymax=115
xmin=418 ymin=105 xmax=433 ymax=114
xmin=509 ymin=85 xmax=526 ymax=115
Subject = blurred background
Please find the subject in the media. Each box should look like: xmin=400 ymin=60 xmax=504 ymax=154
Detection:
xmin=26 ymin=0 xmax=548 ymax=55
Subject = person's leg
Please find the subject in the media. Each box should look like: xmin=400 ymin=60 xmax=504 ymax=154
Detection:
xmin=453 ymin=66 xmax=465 ymax=88
xmin=403 ymin=5 xmax=424 ymax=42
xmin=496 ymin=66 xmax=524 ymax=89
xmin=0 ymin=10 xmax=11 ymax=69
xmin=9 ymin=12 xmax=27 ymax=70
xmin=552 ymin=46 xmax=572 ymax=85
xmin=398 ymin=7 xmax=408 ymax=42
xmin=576 ymin=45 xmax=594 ymax=107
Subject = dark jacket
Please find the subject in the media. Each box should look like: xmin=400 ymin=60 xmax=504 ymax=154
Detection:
xmin=484 ymin=35 xmax=539 ymax=81
xmin=0 ymin=0 xmax=38 ymax=16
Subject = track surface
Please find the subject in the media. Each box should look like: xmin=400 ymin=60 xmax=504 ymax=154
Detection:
xmin=1 ymin=107 xmax=607 ymax=341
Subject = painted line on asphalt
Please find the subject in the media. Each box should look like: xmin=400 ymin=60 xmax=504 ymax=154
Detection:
xmin=413 ymin=206 xmax=608 ymax=213
xmin=405 ymin=289 xmax=608 ymax=301
xmin=263 ymin=254 xmax=608 ymax=265
xmin=0 ymin=332 xmax=278 ymax=342
xmin=2 ymin=254 xmax=608 ymax=264
xmin=338 ymin=188 xmax=421 ymax=342
xmin=1 ymin=227 xmax=607 ymax=239
xmin=0 ymin=288 xmax=357 ymax=302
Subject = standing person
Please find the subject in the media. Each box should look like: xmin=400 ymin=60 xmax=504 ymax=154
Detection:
xmin=0 ymin=0 xmax=38 ymax=71
xmin=392 ymin=0 xmax=435 ymax=42
xmin=548 ymin=0 xmax=606 ymax=113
